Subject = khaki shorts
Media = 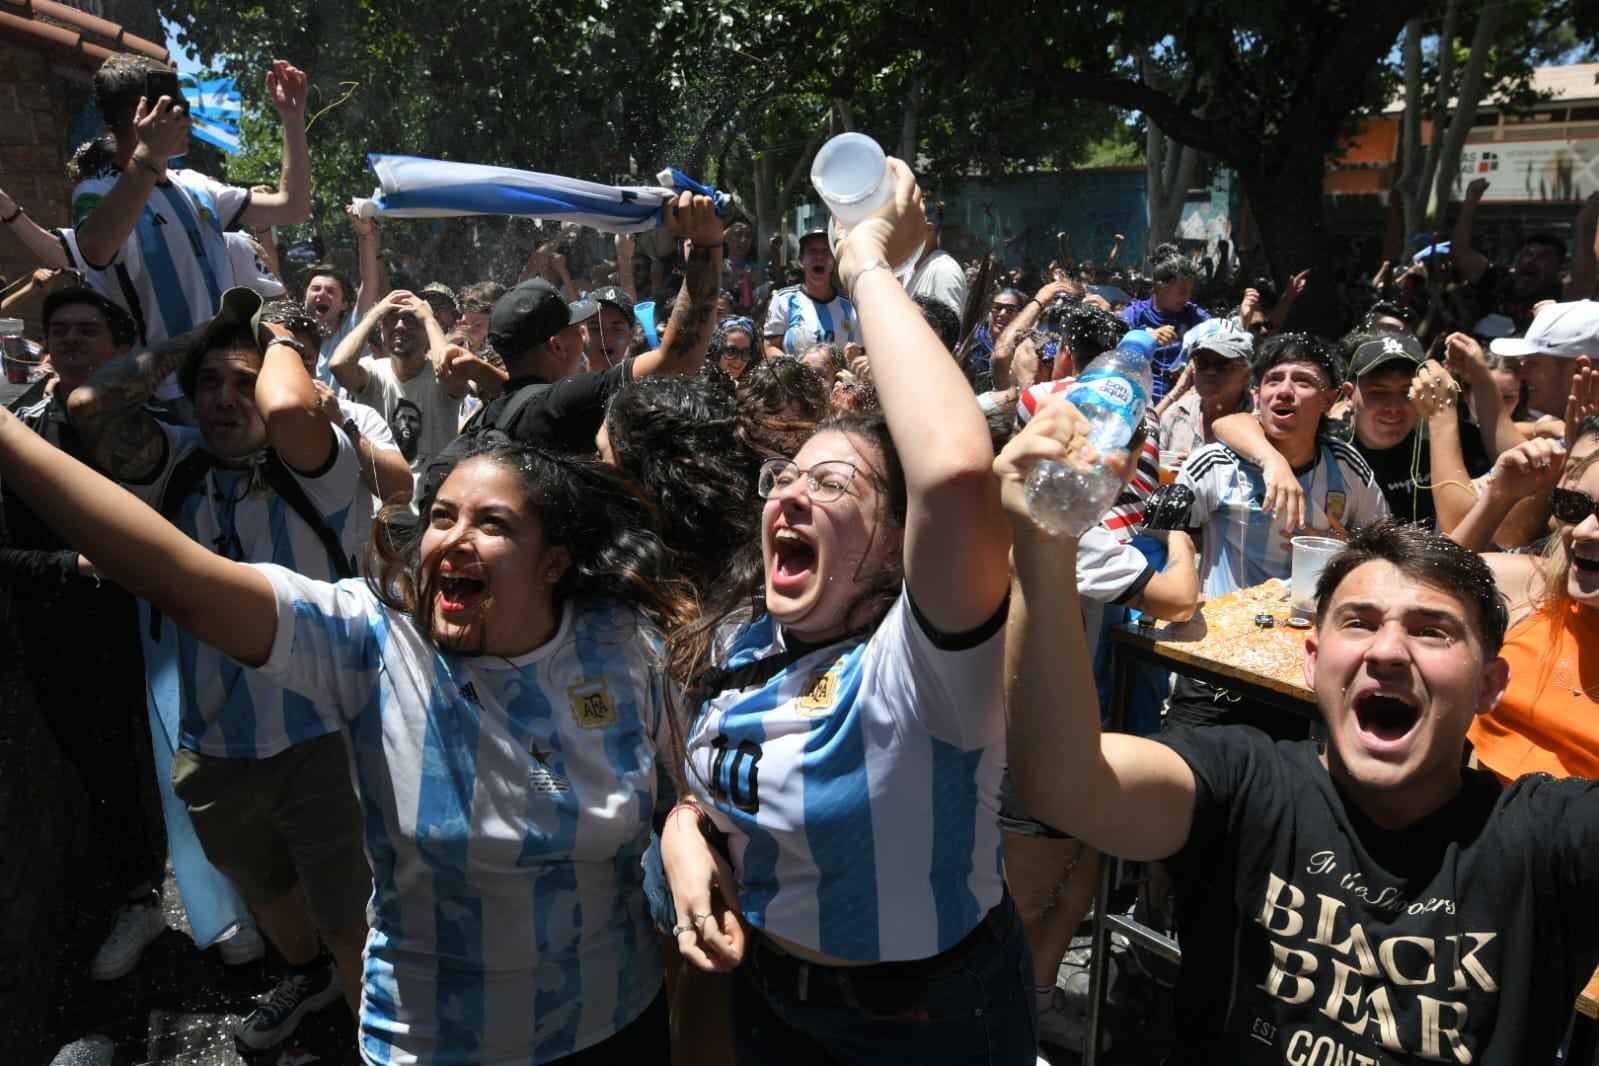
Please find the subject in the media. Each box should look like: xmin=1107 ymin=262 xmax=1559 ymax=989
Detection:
xmin=172 ymin=732 xmax=371 ymax=929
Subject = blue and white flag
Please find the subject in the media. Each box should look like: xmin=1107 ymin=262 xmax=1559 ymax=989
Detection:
xmin=350 ymin=154 xmax=728 ymax=233
xmin=189 ymin=113 xmax=241 ymax=154
xmin=181 ymin=76 xmax=243 ymax=122
xmin=180 ymin=74 xmax=243 ymax=154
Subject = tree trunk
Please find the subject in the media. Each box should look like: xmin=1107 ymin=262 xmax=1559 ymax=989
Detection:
xmin=1147 ymin=126 xmax=1198 ymax=247
xmin=1426 ymin=0 xmax=1505 ymax=226
xmin=898 ymin=77 xmax=923 ymax=163
xmin=1239 ymin=156 xmax=1342 ymax=336
xmin=1394 ymin=17 xmax=1427 ymax=247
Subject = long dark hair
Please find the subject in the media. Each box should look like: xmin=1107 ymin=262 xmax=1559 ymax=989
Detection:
xmin=368 ymin=434 xmax=691 ymax=649
xmin=603 ymin=374 xmax=764 ymax=594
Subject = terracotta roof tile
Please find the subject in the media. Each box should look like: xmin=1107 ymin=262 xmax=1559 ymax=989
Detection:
xmin=0 ymin=0 xmax=170 ymax=69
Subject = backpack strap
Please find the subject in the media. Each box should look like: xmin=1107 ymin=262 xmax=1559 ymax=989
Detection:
xmin=256 ymin=450 xmax=356 ymax=580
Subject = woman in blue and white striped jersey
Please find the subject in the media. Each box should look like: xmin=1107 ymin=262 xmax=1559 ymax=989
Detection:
xmin=660 ymin=159 xmax=1036 ymax=1064
xmin=0 ymin=416 xmax=690 ymax=1065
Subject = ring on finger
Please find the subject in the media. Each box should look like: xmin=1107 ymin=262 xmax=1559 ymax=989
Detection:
xmin=691 ymin=911 xmax=713 ymax=928
xmin=671 ymin=922 xmax=696 ymax=937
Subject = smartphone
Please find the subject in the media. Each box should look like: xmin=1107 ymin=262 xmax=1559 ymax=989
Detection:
xmin=144 ymin=70 xmax=187 ymax=113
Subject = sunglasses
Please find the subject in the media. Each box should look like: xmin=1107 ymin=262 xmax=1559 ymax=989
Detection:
xmin=1192 ymin=356 xmax=1241 ymax=373
xmin=991 ymin=303 xmax=1021 ymax=314
xmin=1550 ymin=487 xmax=1599 ymax=524
xmin=722 ymin=345 xmax=752 ymax=359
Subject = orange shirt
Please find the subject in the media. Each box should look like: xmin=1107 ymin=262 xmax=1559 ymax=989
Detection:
xmin=1469 ymin=602 xmax=1599 ymax=784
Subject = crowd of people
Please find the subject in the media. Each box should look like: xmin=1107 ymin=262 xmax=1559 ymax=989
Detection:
xmin=5 ymin=50 xmax=1599 ymax=1066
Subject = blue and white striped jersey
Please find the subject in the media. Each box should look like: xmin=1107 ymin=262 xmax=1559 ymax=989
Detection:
xmin=762 ymin=284 xmax=858 ymax=355
xmin=686 ymin=588 xmax=1007 ymax=963
xmin=255 ymin=567 xmax=668 ymax=1066
xmin=129 ymin=423 xmax=372 ymax=758
xmin=71 ymin=166 xmax=248 ymax=351
xmin=1177 ymin=438 xmax=1389 ymax=599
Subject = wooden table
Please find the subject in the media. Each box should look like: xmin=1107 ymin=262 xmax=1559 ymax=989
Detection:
xmin=1083 ymin=581 xmax=1317 ymax=1065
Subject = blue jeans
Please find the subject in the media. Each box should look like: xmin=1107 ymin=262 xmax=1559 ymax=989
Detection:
xmin=728 ymin=892 xmax=1037 ymax=1065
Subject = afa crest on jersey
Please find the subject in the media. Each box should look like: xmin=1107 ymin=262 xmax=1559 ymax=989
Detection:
xmin=568 ymin=678 xmax=619 ymax=730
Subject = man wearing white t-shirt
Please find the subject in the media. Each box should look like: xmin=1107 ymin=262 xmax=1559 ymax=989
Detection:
xmin=905 ymin=203 xmax=969 ymax=315
xmin=329 ymin=290 xmax=507 ymax=491
xmin=71 ymin=56 xmax=312 ymax=413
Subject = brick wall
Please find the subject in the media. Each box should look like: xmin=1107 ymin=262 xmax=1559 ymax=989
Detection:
xmin=0 ymin=43 xmax=90 ymax=332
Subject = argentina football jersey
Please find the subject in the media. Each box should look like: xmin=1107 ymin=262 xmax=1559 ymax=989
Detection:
xmin=255 ymin=567 xmax=670 ymax=1065
xmin=1179 ymin=438 xmax=1389 ymax=599
xmin=686 ymin=589 xmax=1007 ymax=962
xmin=131 ymin=422 xmax=371 ymax=758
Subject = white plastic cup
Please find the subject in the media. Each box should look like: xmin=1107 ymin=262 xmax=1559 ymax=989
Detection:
xmin=1289 ymin=536 xmax=1344 ymax=621
xmin=810 ymin=133 xmax=893 ymax=225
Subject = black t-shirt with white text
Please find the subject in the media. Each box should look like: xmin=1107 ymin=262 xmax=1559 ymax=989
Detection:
xmin=1157 ymin=725 xmax=1599 ymax=1065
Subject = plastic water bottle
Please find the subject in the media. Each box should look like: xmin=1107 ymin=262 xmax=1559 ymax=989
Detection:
xmin=1025 ymin=329 xmax=1157 ymax=536
xmin=809 ymin=133 xmax=923 ymax=280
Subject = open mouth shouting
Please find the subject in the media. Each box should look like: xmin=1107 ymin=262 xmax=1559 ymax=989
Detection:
xmin=1350 ymin=687 xmax=1423 ymax=755
xmin=769 ymin=525 xmax=817 ymax=597
xmin=436 ymin=564 xmax=489 ymax=616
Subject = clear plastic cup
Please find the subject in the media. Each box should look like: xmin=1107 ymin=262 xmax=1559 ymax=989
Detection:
xmin=809 ymin=133 xmax=924 ymax=281
xmin=1289 ymin=536 xmax=1344 ymax=621
xmin=810 ymin=133 xmax=893 ymax=224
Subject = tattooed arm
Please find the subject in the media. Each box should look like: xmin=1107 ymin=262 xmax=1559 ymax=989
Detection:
xmin=66 ymin=327 xmax=205 ymax=481
xmin=634 ymin=193 xmax=723 ymax=378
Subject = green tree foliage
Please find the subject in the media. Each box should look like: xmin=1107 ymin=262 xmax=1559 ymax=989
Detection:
xmin=160 ymin=0 xmax=1116 ymax=277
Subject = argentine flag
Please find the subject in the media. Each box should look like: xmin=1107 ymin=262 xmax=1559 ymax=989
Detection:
xmin=351 ymin=154 xmax=728 ymax=233
xmin=181 ymin=74 xmax=243 ymax=155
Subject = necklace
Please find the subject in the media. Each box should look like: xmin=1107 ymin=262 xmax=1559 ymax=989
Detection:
xmin=1552 ymin=658 xmax=1599 ymax=700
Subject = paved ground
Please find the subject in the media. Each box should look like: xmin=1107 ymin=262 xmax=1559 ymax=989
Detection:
xmin=21 ymin=867 xmax=360 ymax=1066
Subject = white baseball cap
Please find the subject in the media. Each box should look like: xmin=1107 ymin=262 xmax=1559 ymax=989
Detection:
xmin=1489 ymin=300 xmax=1599 ymax=358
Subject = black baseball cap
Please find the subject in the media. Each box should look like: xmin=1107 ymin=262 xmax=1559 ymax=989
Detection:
xmin=1346 ymin=332 xmax=1425 ymax=382
xmin=487 ymin=280 xmax=569 ymax=356
xmin=42 ymin=286 xmax=137 ymax=347
xmin=798 ymin=229 xmax=830 ymax=255
xmin=588 ymin=284 xmax=635 ymax=327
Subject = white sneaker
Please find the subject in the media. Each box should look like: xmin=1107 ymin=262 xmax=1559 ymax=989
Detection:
xmin=89 ymin=899 xmax=165 ymax=980
xmin=217 ymin=923 xmax=266 ymax=966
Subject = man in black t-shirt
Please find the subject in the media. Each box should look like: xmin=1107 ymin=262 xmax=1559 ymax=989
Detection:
xmin=1336 ymin=333 xmax=1492 ymax=530
xmin=999 ymin=406 xmax=1599 ymax=1066
xmin=427 ymin=193 xmax=724 ymax=494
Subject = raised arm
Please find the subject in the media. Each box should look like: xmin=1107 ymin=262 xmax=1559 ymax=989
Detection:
xmin=255 ymin=322 xmax=335 ymax=473
xmin=74 ymin=95 xmax=190 ymax=268
xmin=237 ymin=61 xmax=311 ymax=228
xmin=633 ymin=193 xmax=724 ymax=378
xmin=1447 ymin=437 xmax=1565 ymax=552
xmin=0 ymin=187 xmax=70 ymax=270
xmin=0 ymin=404 xmax=276 ymax=664
xmin=1450 ymin=179 xmax=1491 ymax=286
xmin=1408 ymin=361 xmax=1475 ymax=535
xmin=1568 ymin=193 xmax=1599 ymax=302
xmin=996 ymin=396 xmax=1196 ymax=858
xmin=348 ymin=204 xmax=389 ymax=317
xmin=67 ymin=326 xmax=204 ymax=480
xmin=329 ymin=290 xmax=411 ymax=394
xmin=835 ymin=159 xmax=1009 ymax=633
xmin=1445 ymin=332 xmax=1522 ymax=460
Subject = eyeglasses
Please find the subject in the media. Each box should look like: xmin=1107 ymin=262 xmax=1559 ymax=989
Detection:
xmin=1549 ymin=487 xmax=1599 ymax=524
xmin=757 ymin=458 xmax=858 ymax=502
xmin=991 ymin=303 xmax=1021 ymax=315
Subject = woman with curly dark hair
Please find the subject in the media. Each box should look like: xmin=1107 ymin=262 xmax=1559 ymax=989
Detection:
xmin=0 ymin=412 xmax=691 ymax=1064
xmin=733 ymin=356 xmax=830 ymax=460
xmin=598 ymin=373 xmax=764 ymax=595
